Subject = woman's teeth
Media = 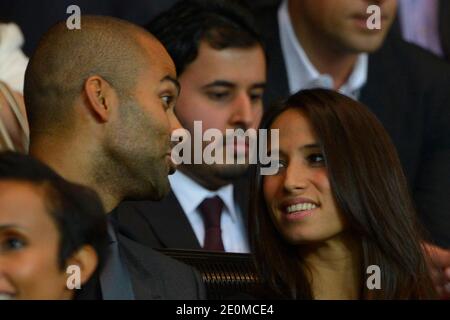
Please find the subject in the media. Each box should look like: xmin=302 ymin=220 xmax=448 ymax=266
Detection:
xmin=286 ymin=203 xmax=317 ymax=214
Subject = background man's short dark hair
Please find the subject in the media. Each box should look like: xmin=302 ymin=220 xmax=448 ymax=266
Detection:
xmin=148 ymin=0 xmax=266 ymax=75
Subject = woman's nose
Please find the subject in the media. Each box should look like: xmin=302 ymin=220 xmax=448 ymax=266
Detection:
xmin=283 ymin=162 xmax=310 ymax=193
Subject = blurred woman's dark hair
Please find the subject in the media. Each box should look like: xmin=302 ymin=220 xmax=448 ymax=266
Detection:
xmin=249 ymin=89 xmax=436 ymax=299
xmin=0 ymin=151 xmax=108 ymax=271
xmin=147 ymin=0 xmax=265 ymax=75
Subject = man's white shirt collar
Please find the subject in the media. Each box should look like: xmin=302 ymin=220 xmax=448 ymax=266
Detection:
xmin=169 ymin=170 xmax=238 ymax=223
xmin=168 ymin=170 xmax=250 ymax=253
xmin=278 ymin=0 xmax=368 ymax=100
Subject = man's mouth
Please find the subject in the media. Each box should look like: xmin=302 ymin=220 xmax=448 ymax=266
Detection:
xmin=166 ymin=153 xmax=177 ymax=174
xmin=350 ymin=14 xmax=389 ymax=27
xmin=232 ymin=141 xmax=249 ymax=155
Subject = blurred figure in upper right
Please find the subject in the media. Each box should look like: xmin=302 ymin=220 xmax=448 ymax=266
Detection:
xmin=396 ymin=0 xmax=450 ymax=62
xmin=256 ymin=0 xmax=450 ymax=296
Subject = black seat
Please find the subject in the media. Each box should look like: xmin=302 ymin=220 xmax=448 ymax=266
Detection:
xmin=156 ymin=248 xmax=264 ymax=299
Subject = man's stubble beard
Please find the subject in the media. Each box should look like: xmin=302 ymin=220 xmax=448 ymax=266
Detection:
xmin=181 ymin=162 xmax=249 ymax=191
xmin=100 ymin=99 xmax=170 ymax=202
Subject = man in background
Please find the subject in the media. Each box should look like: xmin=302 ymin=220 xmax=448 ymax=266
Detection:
xmin=114 ymin=0 xmax=266 ymax=253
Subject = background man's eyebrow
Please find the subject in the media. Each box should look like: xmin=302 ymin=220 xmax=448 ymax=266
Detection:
xmin=250 ymin=82 xmax=266 ymax=90
xmin=161 ymin=75 xmax=180 ymax=94
xmin=202 ymin=80 xmax=235 ymax=89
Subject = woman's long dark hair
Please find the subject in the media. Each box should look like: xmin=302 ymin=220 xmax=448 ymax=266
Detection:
xmin=249 ymin=89 xmax=436 ymax=299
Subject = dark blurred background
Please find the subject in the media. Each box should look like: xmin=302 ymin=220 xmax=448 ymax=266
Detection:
xmin=0 ymin=0 xmax=279 ymax=57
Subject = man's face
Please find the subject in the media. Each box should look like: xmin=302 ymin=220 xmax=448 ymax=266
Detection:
xmin=292 ymin=0 xmax=397 ymax=53
xmin=175 ymin=41 xmax=266 ymax=187
xmin=106 ymin=38 xmax=181 ymax=201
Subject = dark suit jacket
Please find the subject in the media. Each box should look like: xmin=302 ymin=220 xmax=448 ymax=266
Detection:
xmin=257 ymin=4 xmax=450 ymax=247
xmin=77 ymin=215 xmax=206 ymax=300
xmin=0 ymin=0 xmax=178 ymax=56
xmin=112 ymin=179 xmax=249 ymax=250
xmin=440 ymin=0 xmax=450 ymax=61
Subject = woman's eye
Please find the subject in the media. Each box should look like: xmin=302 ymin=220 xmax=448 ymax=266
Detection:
xmin=1 ymin=237 xmax=26 ymax=251
xmin=307 ymin=153 xmax=325 ymax=166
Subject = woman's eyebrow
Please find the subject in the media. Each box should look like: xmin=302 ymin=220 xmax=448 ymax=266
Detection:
xmin=0 ymin=224 xmax=25 ymax=232
xmin=299 ymin=143 xmax=320 ymax=151
xmin=269 ymin=143 xmax=320 ymax=157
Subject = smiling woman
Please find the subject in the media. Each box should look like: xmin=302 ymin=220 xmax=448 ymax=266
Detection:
xmin=0 ymin=152 xmax=108 ymax=300
xmin=249 ymin=89 xmax=436 ymax=299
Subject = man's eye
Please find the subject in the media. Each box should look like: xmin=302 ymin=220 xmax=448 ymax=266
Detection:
xmin=1 ymin=237 xmax=26 ymax=252
xmin=161 ymin=95 xmax=174 ymax=108
xmin=249 ymin=92 xmax=263 ymax=103
xmin=206 ymin=91 xmax=230 ymax=101
xmin=307 ymin=153 xmax=325 ymax=166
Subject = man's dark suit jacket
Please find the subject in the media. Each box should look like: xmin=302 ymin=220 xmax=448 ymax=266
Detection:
xmin=112 ymin=179 xmax=249 ymax=250
xmin=257 ymin=3 xmax=450 ymax=247
xmin=77 ymin=215 xmax=206 ymax=300
xmin=439 ymin=0 xmax=450 ymax=61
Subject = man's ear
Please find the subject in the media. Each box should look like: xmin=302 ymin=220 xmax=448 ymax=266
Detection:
xmin=66 ymin=245 xmax=99 ymax=286
xmin=84 ymin=76 xmax=117 ymax=122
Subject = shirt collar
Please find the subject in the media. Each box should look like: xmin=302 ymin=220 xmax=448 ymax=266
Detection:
xmin=0 ymin=23 xmax=25 ymax=54
xmin=169 ymin=170 xmax=238 ymax=222
xmin=278 ymin=0 xmax=368 ymax=100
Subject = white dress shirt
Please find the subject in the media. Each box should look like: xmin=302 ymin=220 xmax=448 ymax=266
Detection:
xmin=0 ymin=23 xmax=28 ymax=94
xmin=278 ymin=0 xmax=368 ymax=100
xmin=169 ymin=170 xmax=250 ymax=253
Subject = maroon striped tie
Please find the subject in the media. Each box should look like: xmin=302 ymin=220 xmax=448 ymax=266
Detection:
xmin=199 ymin=196 xmax=225 ymax=251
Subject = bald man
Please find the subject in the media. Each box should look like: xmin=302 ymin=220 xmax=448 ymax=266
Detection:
xmin=24 ymin=16 xmax=205 ymax=300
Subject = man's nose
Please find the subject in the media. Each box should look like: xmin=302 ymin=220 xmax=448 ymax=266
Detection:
xmin=169 ymin=108 xmax=183 ymax=132
xmin=229 ymin=92 xmax=253 ymax=129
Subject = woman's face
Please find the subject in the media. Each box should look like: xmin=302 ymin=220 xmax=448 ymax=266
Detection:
xmin=263 ymin=109 xmax=346 ymax=244
xmin=0 ymin=180 xmax=72 ymax=300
